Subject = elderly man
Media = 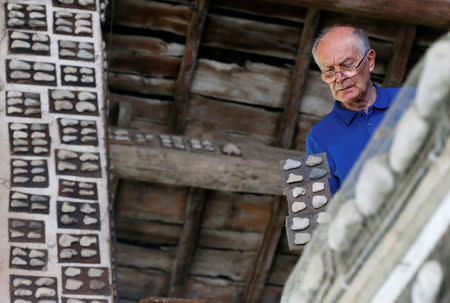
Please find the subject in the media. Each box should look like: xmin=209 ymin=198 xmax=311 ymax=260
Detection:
xmin=306 ymin=26 xmax=400 ymax=194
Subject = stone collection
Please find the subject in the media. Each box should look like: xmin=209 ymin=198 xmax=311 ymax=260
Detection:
xmin=9 ymin=30 xmax=51 ymax=55
xmin=6 ymin=90 xmax=42 ymax=118
xmin=61 ymin=266 xmax=110 ymax=295
xmin=59 ymin=179 xmax=99 ymax=200
xmin=10 ymin=246 xmax=48 ymax=270
xmin=53 ymin=11 xmax=93 ymax=37
xmin=57 ymin=118 xmax=98 ymax=145
xmin=49 ymin=89 xmax=98 ymax=115
xmin=280 ymin=153 xmax=331 ymax=250
xmin=5 ymin=3 xmax=48 ymax=31
xmin=57 ymin=233 xmax=100 ymax=263
xmin=59 ymin=40 xmax=95 ymax=61
xmin=9 ymin=219 xmax=45 ymax=243
xmin=61 ymin=65 xmax=96 ymax=87
xmin=10 ymin=275 xmax=57 ymax=302
xmin=7 ymin=59 xmax=57 ymax=85
xmin=9 ymin=191 xmax=50 ymax=214
xmin=9 ymin=122 xmax=50 ymax=155
xmin=2 ymin=0 xmax=112 ymax=300
xmin=160 ymin=134 xmax=186 ymax=149
xmin=57 ymin=201 xmax=100 ymax=230
xmin=10 ymin=159 xmax=49 ymax=187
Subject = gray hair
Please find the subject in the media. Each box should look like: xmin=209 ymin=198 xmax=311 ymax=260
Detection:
xmin=311 ymin=26 xmax=371 ymax=67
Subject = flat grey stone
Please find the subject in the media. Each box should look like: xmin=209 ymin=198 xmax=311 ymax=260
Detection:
xmin=61 ymin=214 xmax=78 ymax=225
xmin=286 ymin=173 xmax=303 ymax=184
xmin=78 ymin=91 xmax=96 ymax=100
xmin=26 ymin=5 xmax=45 ymax=11
xmin=25 ymin=108 xmax=40 ymax=115
xmin=12 ymin=192 xmax=27 ymax=200
xmin=81 ymin=75 xmax=94 ymax=83
xmin=32 ymin=42 xmax=50 ymax=51
xmin=65 ymin=279 xmax=83 ymax=290
xmin=29 ymin=12 xmax=45 ymax=19
xmin=60 ymin=41 xmax=77 ymax=48
xmin=83 ymin=215 xmax=98 ymax=225
xmin=312 ymin=182 xmax=325 ymax=193
xmin=30 ymin=160 xmax=44 ymax=166
xmin=10 ymin=231 xmax=25 ymax=238
xmin=10 ymin=123 xmax=27 ymax=130
xmin=32 ymin=33 xmax=48 ymax=42
xmin=79 ymin=42 xmax=93 ymax=49
xmin=13 ymin=277 xmax=32 ymax=286
xmin=60 ymin=248 xmax=78 ymax=259
xmin=61 ymin=119 xmax=78 ymax=126
xmin=81 ymin=248 xmax=97 ymax=257
xmin=283 ymin=159 xmax=301 ymax=170
xmin=54 ymin=100 xmax=73 ymax=110
xmin=35 ymin=277 xmax=55 ymax=286
xmin=8 ymin=106 xmax=23 ymax=114
xmin=80 ymin=162 xmax=99 ymax=172
xmin=33 ymin=72 xmax=55 ymax=82
xmin=8 ymin=11 xmax=25 ymax=18
xmin=65 ymin=267 xmax=81 ymax=277
xmin=294 ymin=232 xmax=310 ymax=245
xmin=33 ymin=63 xmax=55 ymax=72
xmin=292 ymin=187 xmax=306 ymax=198
xmin=29 ymin=250 xmax=45 ymax=258
xmin=7 ymin=97 xmax=23 ymax=105
xmin=305 ymin=155 xmax=323 ymax=166
xmin=58 ymin=161 xmax=77 ymax=171
xmin=59 ymin=234 xmax=79 ymax=247
xmin=12 ymin=220 xmax=26 ymax=227
xmin=79 ymin=152 xmax=99 ymax=161
xmin=309 ymin=167 xmax=327 ymax=179
xmin=89 ymin=280 xmax=106 ymax=290
xmin=31 ymin=203 xmax=47 ymax=210
xmin=8 ymin=18 xmax=26 ymax=26
xmin=79 ymin=190 xmax=94 ymax=196
xmin=28 ymin=20 xmax=46 ymax=28
xmin=35 ymin=287 xmax=56 ymax=298
xmin=12 ymin=247 xmax=27 ymax=256
xmin=312 ymin=195 xmax=328 ymax=209
xmin=30 ymin=195 xmax=46 ymax=202
xmin=14 ymin=288 xmax=32 ymax=296
xmin=29 ymin=258 xmax=45 ymax=266
xmin=56 ymin=25 xmax=73 ymax=33
xmin=291 ymin=217 xmax=309 ymax=230
xmin=75 ymin=13 xmax=91 ymax=19
xmin=80 ymin=203 xmax=96 ymax=213
xmin=29 ymin=221 xmax=42 ymax=229
xmin=10 ymin=71 xmax=31 ymax=79
xmin=79 ymin=0 xmax=95 ymax=5
xmin=88 ymin=268 xmax=104 ymax=277
xmin=25 ymin=98 xmax=39 ymax=106
xmin=11 ymin=40 xmax=31 ymax=49
xmin=31 ymin=138 xmax=47 ymax=145
xmin=63 ymin=135 xmax=78 ymax=142
xmin=80 ymin=236 xmax=96 ymax=246
xmin=13 ymin=177 xmax=29 ymax=184
xmin=55 ymin=18 xmax=72 ymax=26
xmin=64 ymin=75 xmax=78 ymax=82
xmin=55 ymin=11 xmax=73 ymax=18
xmin=60 ymin=49 xmax=76 ymax=57
xmin=31 ymin=167 xmax=45 ymax=174
xmin=52 ymin=89 xmax=75 ymax=99
xmin=27 ymin=231 xmax=41 ymax=239
xmin=292 ymin=202 xmax=306 ymax=213
xmin=12 ymin=256 xmax=27 ymax=265
xmin=32 ymin=176 xmax=46 ymax=183
xmin=58 ymin=149 xmax=78 ymax=160
xmin=63 ymin=66 xmax=78 ymax=74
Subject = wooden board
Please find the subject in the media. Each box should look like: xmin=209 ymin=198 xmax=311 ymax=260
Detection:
xmin=185 ymin=94 xmax=281 ymax=145
xmin=109 ymin=48 xmax=181 ymax=78
xmin=108 ymin=72 xmax=176 ymax=97
xmin=212 ymin=0 xmax=307 ymax=22
xmin=117 ymin=266 xmax=169 ymax=299
xmin=111 ymin=34 xmax=185 ymax=57
xmin=204 ymin=15 xmax=300 ymax=60
xmin=199 ymin=229 xmax=263 ymax=251
xmin=114 ymin=0 xmax=192 ymax=36
xmin=191 ymin=59 xmax=290 ymax=108
xmin=116 ymin=180 xmax=188 ymax=224
xmin=117 ymin=242 xmax=173 ymax=271
xmin=266 ymin=253 xmax=300 ymax=285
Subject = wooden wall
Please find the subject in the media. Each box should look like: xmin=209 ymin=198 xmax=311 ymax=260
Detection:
xmin=104 ymin=0 xmax=447 ymax=302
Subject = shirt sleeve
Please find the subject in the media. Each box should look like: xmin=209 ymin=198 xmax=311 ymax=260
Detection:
xmin=306 ymin=132 xmax=340 ymax=194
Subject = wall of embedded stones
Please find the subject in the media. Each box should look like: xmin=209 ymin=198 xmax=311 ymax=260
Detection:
xmin=0 ymin=0 xmax=113 ymax=302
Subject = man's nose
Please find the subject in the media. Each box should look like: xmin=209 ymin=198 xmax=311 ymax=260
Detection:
xmin=335 ymin=70 xmax=345 ymax=82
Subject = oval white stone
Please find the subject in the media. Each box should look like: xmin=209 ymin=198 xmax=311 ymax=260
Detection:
xmin=312 ymin=195 xmax=327 ymax=209
xmin=292 ymin=187 xmax=306 ymax=198
xmin=283 ymin=159 xmax=301 ymax=170
xmin=286 ymin=173 xmax=303 ymax=184
xmin=291 ymin=202 xmax=306 ymax=213
xmin=291 ymin=217 xmax=309 ymax=230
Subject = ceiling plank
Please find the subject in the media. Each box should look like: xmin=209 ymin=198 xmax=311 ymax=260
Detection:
xmin=263 ymin=0 xmax=450 ymax=29
xmin=383 ymin=24 xmax=417 ymax=88
xmin=168 ymin=188 xmax=206 ymax=296
xmin=172 ymin=0 xmax=209 ymax=133
xmin=239 ymin=197 xmax=287 ymax=303
xmin=279 ymin=8 xmax=320 ymax=148
xmin=108 ymin=128 xmax=302 ymax=195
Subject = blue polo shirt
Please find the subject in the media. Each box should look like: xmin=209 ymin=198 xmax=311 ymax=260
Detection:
xmin=306 ymin=84 xmax=400 ymax=194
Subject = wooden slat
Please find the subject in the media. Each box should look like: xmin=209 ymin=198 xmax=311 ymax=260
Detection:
xmin=109 ymin=134 xmax=303 ymax=195
xmin=117 ymin=242 xmax=173 ymax=271
xmin=213 ymin=0 xmax=307 ymax=22
xmin=279 ymin=8 xmax=319 ymax=148
xmin=108 ymin=72 xmax=176 ymax=97
xmin=109 ymin=48 xmax=181 ymax=78
xmin=168 ymin=188 xmax=206 ymax=296
xmin=240 ymin=197 xmax=287 ymax=303
xmin=191 ymin=59 xmax=290 ymax=108
xmin=114 ymin=0 xmax=191 ymax=36
xmin=111 ymin=34 xmax=185 ymax=57
xmin=172 ymin=0 xmax=209 ymax=133
xmin=118 ymin=267 xmax=168 ymax=299
xmin=117 ymin=101 xmax=132 ymax=128
xmin=383 ymin=24 xmax=417 ymax=88
xmin=203 ymin=14 xmax=300 ymax=59
xmin=185 ymin=94 xmax=281 ymax=145
xmin=264 ymin=0 xmax=450 ymax=29
xmin=199 ymin=229 xmax=262 ymax=251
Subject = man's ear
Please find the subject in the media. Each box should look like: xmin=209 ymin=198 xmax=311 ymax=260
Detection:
xmin=367 ymin=49 xmax=376 ymax=72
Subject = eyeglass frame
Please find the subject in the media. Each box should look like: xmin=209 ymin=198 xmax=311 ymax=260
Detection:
xmin=319 ymin=49 xmax=372 ymax=83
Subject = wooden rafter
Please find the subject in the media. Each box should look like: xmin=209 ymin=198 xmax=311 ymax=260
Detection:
xmin=108 ymin=135 xmax=302 ymax=195
xmin=383 ymin=24 xmax=417 ymax=88
xmin=140 ymin=297 xmax=224 ymax=303
xmin=168 ymin=188 xmax=206 ymax=296
xmin=279 ymin=8 xmax=320 ymax=148
xmin=240 ymin=197 xmax=287 ymax=303
xmin=172 ymin=0 xmax=209 ymax=134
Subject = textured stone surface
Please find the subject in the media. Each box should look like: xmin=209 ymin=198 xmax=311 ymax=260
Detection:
xmin=328 ymin=200 xmax=363 ymax=252
xmin=283 ymin=159 xmax=301 ymax=170
xmin=312 ymin=182 xmax=324 ymax=193
xmin=355 ymin=155 xmax=395 ymax=216
xmin=309 ymin=167 xmax=327 ymax=179
xmin=292 ymin=202 xmax=306 ymax=213
xmin=312 ymin=195 xmax=327 ymax=209
xmin=286 ymin=173 xmax=303 ymax=184
xmin=294 ymin=232 xmax=310 ymax=245
xmin=411 ymin=260 xmax=444 ymax=303
xmin=389 ymin=107 xmax=430 ymax=174
xmin=291 ymin=217 xmax=309 ymax=230
xmin=292 ymin=187 xmax=306 ymax=198
xmin=305 ymin=155 xmax=323 ymax=166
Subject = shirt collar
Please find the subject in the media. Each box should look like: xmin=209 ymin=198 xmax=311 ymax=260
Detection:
xmin=333 ymin=84 xmax=387 ymax=125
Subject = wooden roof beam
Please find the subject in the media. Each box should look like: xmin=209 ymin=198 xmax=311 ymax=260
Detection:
xmin=279 ymin=8 xmax=320 ymax=149
xmin=264 ymin=0 xmax=450 ymax=29
xmin=108 ymin=128 xmax=302 ymax=195
xmin=172 ymin=0 xmax=209 ymax=134
xmin=167 ymin=188 xmax=206 ymax=297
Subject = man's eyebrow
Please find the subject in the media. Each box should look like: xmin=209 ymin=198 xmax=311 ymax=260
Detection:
xmin=338 ymin=57 xmax=353 ymax=65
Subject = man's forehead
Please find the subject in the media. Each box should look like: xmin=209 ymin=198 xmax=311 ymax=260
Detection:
xmin=316 ymin=31 xmax=360 ymax=66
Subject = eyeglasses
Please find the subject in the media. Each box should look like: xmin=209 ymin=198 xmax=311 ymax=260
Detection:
xmin=320 ymin=50 xmax=371 ymax=83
